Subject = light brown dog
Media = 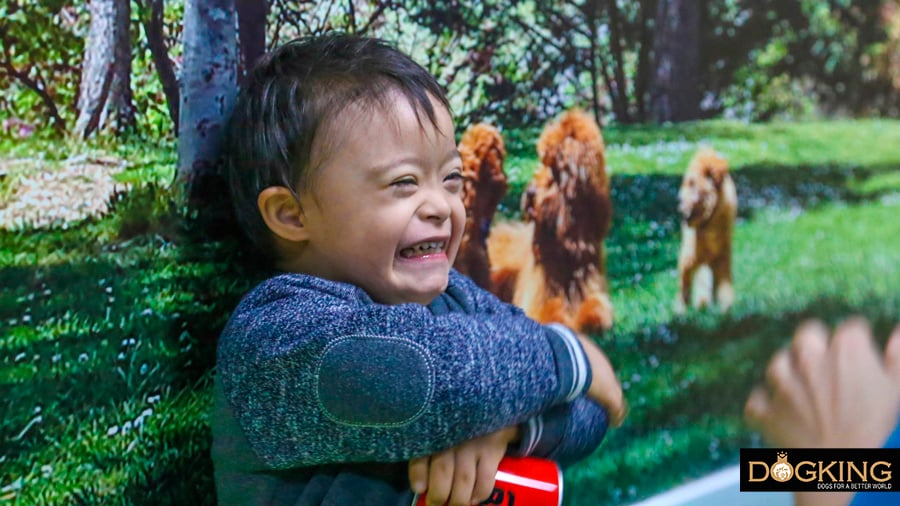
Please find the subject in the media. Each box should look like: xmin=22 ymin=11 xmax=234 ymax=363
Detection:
xmin=488 ymin=109 xmax=614 ymax=333
xmin=454 ymin=123 xmax=508 ymax=290
xmin=676 ymin=147 xmax=738 ymax=312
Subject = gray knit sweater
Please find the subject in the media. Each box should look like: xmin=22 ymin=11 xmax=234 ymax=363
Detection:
xmin=212 ymin=270 xmax=609 ymax=505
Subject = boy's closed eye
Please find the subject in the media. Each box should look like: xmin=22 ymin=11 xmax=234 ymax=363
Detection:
xmin=443 ymin=171 xmax=463 ymax=193
xmin=391 ymin=177 xmax=417 ymax=187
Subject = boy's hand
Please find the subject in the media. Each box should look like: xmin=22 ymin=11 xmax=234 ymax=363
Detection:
xmin=577 ymin=334 xmax=627 ymax=427
xmin=408 ymin=425 xmax=519 ymax=506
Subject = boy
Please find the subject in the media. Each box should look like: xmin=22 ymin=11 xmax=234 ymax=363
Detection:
xmin=213 ymin=33 xmax=625 ymax=506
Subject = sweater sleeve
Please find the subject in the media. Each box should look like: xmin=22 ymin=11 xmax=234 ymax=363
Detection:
xmin=509 ymin=396 xmax=609 ymax=468
xmin=217 ymin=273 xmax=592 ymax=469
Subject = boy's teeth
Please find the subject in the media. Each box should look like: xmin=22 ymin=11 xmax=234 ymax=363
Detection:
xmin=401 ymin=241 xmax=443 ymax=258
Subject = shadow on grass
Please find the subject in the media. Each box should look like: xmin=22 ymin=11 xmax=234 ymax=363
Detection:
xmin=0 ymin=218 xmax=248 ymax=504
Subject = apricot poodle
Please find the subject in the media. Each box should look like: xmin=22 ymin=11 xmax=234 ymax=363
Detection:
xmin=489 ymin=109 xmax=614 ymax=333
xmin=454 ymin=123 xmax=508 ymax=290
xmin=676 ymin=147 xmax=738 ymax=312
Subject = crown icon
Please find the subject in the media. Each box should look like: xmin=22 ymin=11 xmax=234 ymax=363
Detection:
xmin=777 ymin=451 xmax=787 ymax=461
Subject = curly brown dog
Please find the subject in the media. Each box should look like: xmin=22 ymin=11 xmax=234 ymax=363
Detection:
xmin=454 ymin=123 xmax=508 ymax=290
xmin=488 ymin=109 xmax=614 ymax=333
xmin=676 ymin=147 xmax=737 ymax=312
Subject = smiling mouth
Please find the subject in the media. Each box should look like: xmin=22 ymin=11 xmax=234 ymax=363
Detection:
xmin=399 ymin=241 xmax=446 ymax=259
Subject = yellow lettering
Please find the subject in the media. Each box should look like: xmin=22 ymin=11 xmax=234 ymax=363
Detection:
xmin=748 ymin=462 xmax=770 ymax=482
xmin=819 ymin=461 xmax=838 ymax=482
xmin=797 ymin=461 xmax=817 ymax=483
xmin=871 ymin=462 xmax=892 ymax=483
xmin=848 ymin=461 xmax=867 ymax=482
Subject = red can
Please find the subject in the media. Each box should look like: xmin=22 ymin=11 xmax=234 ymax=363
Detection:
xmin=412 ymin=456 xmax=562 ymax=506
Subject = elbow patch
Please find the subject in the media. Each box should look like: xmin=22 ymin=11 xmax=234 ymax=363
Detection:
xmin=315 ymin=335 xmax=434 ymax=427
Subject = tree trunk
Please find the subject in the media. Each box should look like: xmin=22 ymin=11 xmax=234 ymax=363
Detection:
xmin=586 ymin=1 xmax=603 ymax=126
xmin=650 ymin=0 xmax=700 ymax=122
xmin=139 ymin=0 xmax=180 ymax=134
xmin=75 ymin=0 xmax=134 ymax=138
xmin=634 ymin=0 xmax=657 ymax=121
xmin=605 ymin=0 xmax=632 ymax=123
xmin=178 ymin=0 xmax=238 ymax=202
xmin=237 ymin=0 xmax=268 ymax=85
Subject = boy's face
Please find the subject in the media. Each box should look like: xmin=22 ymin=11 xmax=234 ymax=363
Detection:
xmin=295 ymin=93 xmax=465 ymax=305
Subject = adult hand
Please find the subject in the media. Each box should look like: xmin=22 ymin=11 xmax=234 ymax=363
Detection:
xmin=745 ymin=318 xmax=900 ymax=506
xmin=745 ymin=318 xmax=900 ymax=449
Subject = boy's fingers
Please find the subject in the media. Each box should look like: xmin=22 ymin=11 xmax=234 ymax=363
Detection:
xmin=408 ymin=456 xmax=429 ymax=495
xmin=609 ymin=398 xmax=629 ymax=428
xmin=448 ymin=451 xmax=477 ymax=506
xmin=426 ymin=452 xmax=454 ymax=506
xmin=471 ymin=455 xmax=501 ymax=504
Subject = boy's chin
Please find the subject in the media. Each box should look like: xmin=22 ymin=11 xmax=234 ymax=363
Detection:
xmin=399 ymin=277 xmax=449 ymax=306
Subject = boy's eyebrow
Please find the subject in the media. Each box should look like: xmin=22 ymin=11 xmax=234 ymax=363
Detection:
xmin=370 ymin=149 xmax=462 ymax=174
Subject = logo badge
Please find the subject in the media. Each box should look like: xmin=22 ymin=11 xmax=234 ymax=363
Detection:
xmin=770 ymin=452 xmax=793 ymax=482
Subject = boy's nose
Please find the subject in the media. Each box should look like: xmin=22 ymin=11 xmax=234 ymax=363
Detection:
xmin=419 ymin=189 xmax=453 ymax=222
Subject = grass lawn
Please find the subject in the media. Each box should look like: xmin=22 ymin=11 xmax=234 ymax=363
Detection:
xmin=1 ymin=119 xmax=899 ymax=504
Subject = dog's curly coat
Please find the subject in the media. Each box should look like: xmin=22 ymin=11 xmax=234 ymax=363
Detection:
xmin=676 ymin=147 xmax=737 ymax=312
xmin=488 ymin=109 xmax=614 ymax=333
xmin=454 ymin=123 xmax=508 ymax=290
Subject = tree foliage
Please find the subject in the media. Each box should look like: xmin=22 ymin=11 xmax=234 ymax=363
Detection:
xmin=1 ymin=0 xmax=898 ymax=140
xmin=0 ymin=0 xmax=83 ymax=133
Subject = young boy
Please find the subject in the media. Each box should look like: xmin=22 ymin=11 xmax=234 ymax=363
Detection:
xmin=212 ymin=33 xmax=625 ymax=506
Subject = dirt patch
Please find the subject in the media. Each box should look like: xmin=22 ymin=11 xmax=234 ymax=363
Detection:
xmin=0 ymin=155 xmax=129 ymax=230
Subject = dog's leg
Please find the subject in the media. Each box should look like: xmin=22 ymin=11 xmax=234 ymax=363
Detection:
xmin=711 ymin=255 xmax=734 ymax=311
xmin=675 ymin=263 xmax=697 ymax=314
xmin=576 ymin=293 xmax=614 ymax=333
xmin=676 ymin=226 xmax=698 ymax=314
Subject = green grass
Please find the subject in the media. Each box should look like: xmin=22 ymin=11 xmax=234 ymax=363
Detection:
xmin=1 ymin=119 xmax=900 ymax=504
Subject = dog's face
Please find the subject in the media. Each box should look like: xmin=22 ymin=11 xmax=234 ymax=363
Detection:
xmin=458 ymin=125 xmax=507 ymax=222
xmin=679 ymin=150 xmax=729 ymax=227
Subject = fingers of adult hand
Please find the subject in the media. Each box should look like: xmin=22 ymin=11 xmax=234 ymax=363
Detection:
xmin=764 ymin=348 xmax=794 ymax=396
xmin=408 ymin=457 xmax=429 ymax=495
xmin=447 ymin=450 xmax=477 ymax=506
xmin=831 ymin=317 xmax=875 ymax=361
xmin=790 ymin=319 xmax=829 ymax=380
xmin=426 ymin=452 xmax=454 ymax=506
xmin=885 ymin=325 xmax=900 ymax=382
xmin=744 ymin=385 xmax=772 ymax=429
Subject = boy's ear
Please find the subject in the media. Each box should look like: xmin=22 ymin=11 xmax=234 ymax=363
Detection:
xmin=257 ymin=186 xmax=310 ymax=242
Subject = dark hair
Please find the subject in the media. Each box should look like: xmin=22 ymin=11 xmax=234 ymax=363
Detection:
xmin=223 ymin=33 xmax=451 ymax=263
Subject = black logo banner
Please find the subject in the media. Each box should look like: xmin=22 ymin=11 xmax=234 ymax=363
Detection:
xmin=741 ymin=448 xmax=900 ymax=492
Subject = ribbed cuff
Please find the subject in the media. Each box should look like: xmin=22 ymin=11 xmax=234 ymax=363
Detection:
xmin=544 ymin=323 xmax=592 ymax=404
xmin=510 ymin=415 xmax=544 ymax=457
xmin=509 ymin=404 xmax=572 ymax=459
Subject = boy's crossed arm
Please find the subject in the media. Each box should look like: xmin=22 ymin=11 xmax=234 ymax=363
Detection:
xmin=218 ymin=271 xmax=624 ymax=475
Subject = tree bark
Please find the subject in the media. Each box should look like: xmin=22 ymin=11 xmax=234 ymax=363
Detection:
xmin=650 ymin=0 xmax=700 ymax=122
xmin=75 ymin=0 xmax=134 ymax=138
xmin=605 ymin=0 xmax=632 ymax=123
xmin=236 ymin=0 xmax=268 ymax=85
xmin=138 ymin=0 xmax=180 ymax=133
xmin=634 ymin=0 xmax=657 ymax=121
xmin=178 ymin=0 xmax=238 ymax=202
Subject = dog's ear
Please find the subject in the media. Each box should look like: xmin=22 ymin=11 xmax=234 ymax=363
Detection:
xmin=705 ymin=162 xmax=728 ymax=188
